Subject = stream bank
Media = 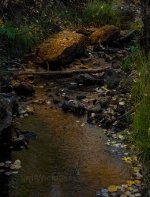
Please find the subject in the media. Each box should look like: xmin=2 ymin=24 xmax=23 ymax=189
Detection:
xmin=0 ymin=26 xmax=144 ymax=197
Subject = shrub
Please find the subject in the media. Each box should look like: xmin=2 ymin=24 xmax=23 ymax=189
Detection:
xmin=0 ymin=21 xmax=35 ymax=57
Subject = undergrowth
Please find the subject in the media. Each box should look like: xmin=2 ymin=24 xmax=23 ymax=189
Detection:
xmin=81 ymin=0 xmax=120 ymax=26
xmin=51 ymin=0 xmax=121 ymax=27
xmin=123 ymin=49 xmax=150 ymax=191
xmin=133 ymin=54 xmax=150 ymax=193
xmin=0 ymin=0 xmax=122 ymax=59
xmin=0 ymin=21 xmax=35 ymax=58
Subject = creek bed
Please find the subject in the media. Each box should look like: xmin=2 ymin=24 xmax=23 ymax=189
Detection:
xmin=9 ymin=106 xmax=131 ymax=197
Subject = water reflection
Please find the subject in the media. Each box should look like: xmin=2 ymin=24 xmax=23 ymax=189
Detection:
xmin=9 ymin=106 xmax=131 ymax=197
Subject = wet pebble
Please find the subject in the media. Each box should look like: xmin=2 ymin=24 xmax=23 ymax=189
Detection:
xmin=5 ymin=161 xmax=12 ymax=165
xmin=96 ymin=191 xmax=101 ymax=196
xmin=10 ymin=160 xmax=22 ymax=170
xmin=5 ymin=171 xmax=12 ymax=176
xmin=101 ymin=189 xmax=108 ymax=193
xmin=135 ymin=193 xmax=142 ymax=197
xmin=132 ymin=189 xmax=139 ymax=193
xmin=0 ymin=162 xmax=5 ymax=167
xmin=125 ymin=191 xmax=132 ymax=196
xmin=103 ymin=193 xmax=109 ymax=197
xmin=24 ymin=113 xmax=29 ymax=117
xmin=11 ymin=171 xmax=19 ymax=175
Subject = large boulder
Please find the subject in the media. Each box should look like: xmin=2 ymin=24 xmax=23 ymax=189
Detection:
xmin=37 ymin=31 xmax=86 ymax=67
xmin=90 ymin=25 xmax=120 ymax=44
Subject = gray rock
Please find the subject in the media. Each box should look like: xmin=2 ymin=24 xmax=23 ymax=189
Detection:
xmin=75 ymin=73 xmax=101 ymax=86
xmin=102 ymin=69 xmax=121 ymax=89
xmin=62 ymin=100 xmax=85 ymax=115
xmin=88 ymin=103 xmax=102 ymax=113
xmin=13 ymin=82 xmax=35 ymax=97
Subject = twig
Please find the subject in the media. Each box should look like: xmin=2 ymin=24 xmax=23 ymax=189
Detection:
xmin=17 ymin=67 xmax=110 ymax=76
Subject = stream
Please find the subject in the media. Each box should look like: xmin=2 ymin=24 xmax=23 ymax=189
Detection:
xmin=8 ymin=104 xmax=131 ymax=197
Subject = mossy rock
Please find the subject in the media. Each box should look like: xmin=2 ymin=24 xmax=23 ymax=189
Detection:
xmin=90 ymin=25 xmax=120 ymax=44
xmin=37 ymin=31 xmax=87 ymax=67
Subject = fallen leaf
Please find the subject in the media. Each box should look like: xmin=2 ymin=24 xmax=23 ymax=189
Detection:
xmin=108 ymin=185 xmax=117 ymax=192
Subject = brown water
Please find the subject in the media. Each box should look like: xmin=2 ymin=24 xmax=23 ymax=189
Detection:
xmin=10 ymin=105 xmax=131 ymax=197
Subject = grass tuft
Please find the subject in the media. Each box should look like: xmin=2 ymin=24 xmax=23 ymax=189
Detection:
xmin=122 ymin=48 xmax=150 ymax=190
xmin=81 ymin=0 xmax=120 ymax=26
xmin=126 ymin=49 xmax=150 ymax=190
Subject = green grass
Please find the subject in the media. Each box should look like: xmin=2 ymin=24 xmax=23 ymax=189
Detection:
xmin=121 ymin=48 xmax=150 ymax=190
xmin=131 ymin=51 xmax=150 ymax=104
xmin=124 ymin=50 xmax=150 ymax=189
xmin=51 ymin=0 xmax=121 ymax=27
xmin=132 ymin=51 xmax=150 ymax=155
xmin=121 ymin=46 xmax=139 ymax=72
xmin=81 ymin=0 xmax=121 ymax=26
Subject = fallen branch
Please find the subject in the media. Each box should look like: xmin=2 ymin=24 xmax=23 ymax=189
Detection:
xmin=17 ymin=67 xmax=110 ymax=76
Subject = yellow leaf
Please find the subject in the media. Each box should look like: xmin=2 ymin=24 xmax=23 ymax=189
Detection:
xmin=11 ymin=80 xmax=17 ymax=85
xmin=128 ymin=186 xmax=133 ymax=191
xmin=108 ymin=185 xmax=117 ymax=192
xmin=126 ymin=180 xmax=135 ymax=186
xmin=133 ymin=167 xmax=140 ymax=173
xmin=148 ymin=127 xmax=150 ymax=136
xmin=134 ymin=180 xmax=141 ymax=184
xmin=122 ymin=157 xmax=132 ymax=163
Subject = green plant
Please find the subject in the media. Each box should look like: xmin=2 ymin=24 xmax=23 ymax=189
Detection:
xmin=133 ymin=95 xmax=150 ymax=153
xmin=129 ymin=50 xmax=150 ymax=190
xmin=131 ymin=51 xmax=150 ymax=104
xmin=0 ymin=21 xmax=16 ymax=40
xmin=81 ymin=0 xmax=120 ymax=26
xmin=123 ymin=48 xmax=150 ymax=190
xmin=129 ymin=19 xmax=143 ymax=31
xmin=121 ymin=46 xmax=139 ymax=72
xmin=0 ymin=21 xmax=35 ymax=57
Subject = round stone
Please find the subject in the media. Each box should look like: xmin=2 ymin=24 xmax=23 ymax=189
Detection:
xmin=12 ymin=171 xmax=19 ymax=175
xmin=5 ymin=161 xmax=12 ymax=164
xmin=135 ymin=193 xmax=142 ymax=197
xmin=0 ymin=162 xmax=5 ymax=167
xmin=96 ymin=191 xmax=101 ymax=196
xmin=101 ymin=189 xmax=108 ymax=193
xmin=5 ymin=171 xmax=12 ymax=176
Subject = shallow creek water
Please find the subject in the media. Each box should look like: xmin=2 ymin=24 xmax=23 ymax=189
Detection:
xmin=9 ymin=105 xmax=131 ymax=197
